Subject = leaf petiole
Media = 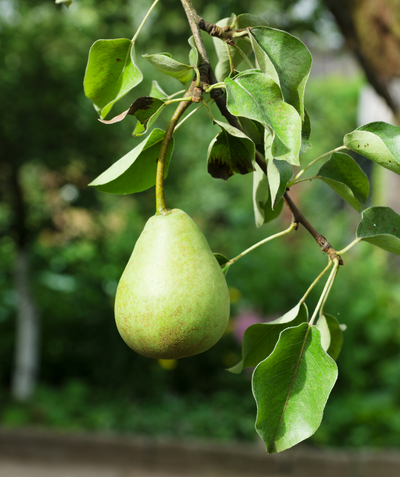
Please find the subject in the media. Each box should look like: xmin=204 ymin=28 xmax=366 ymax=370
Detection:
xmin=204 ymin=82 xmax=226 ymax=93
xmin=337 ymin=237 xmax=361 ymax=255
xmin=132 ymin=0 xmax=160 ymax=43
xmin=299 ymin=260 xmax=333 ymax=306
xmin=288 ymin=146 xmax=347 ymax=187
xmin=309 ymin=258 xmax=340 ymax=326
xmin=225 ymin=222 xmax=296 ymax=267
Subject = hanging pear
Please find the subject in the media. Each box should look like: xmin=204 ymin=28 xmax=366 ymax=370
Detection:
xmin=115 ymin=208 xmax=230 ymax=359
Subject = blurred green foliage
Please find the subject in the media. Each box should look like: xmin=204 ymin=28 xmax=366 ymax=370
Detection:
xmin=1 ymin=0 xmax=400 ymax=449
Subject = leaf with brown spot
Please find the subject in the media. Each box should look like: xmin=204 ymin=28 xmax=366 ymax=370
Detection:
xmin=99 ymin=97 xmax=166 ymax=130
xmin=207 ymin=120 xmax=255 ymax=180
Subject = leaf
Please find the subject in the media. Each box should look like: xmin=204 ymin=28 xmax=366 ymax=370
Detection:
xmin=316 ymin=315 xmax=331 ymax=352
xmin=249 ymin=27 xmax=312 ymax=121
xmin=207 ymin=120 xmax=255 ymax=180
xmin=252 ymin=323 xmax=338 ymax=453
xmin=228 ymin=303 xmax=308 ymax=374
xmin=225 ymin=70 xmax=302 ymax=165
xmin=356 ymin=207 xmax=400 ymax=256
xmin=301 ymin=109 xmax=312 ymax=154
xmin=213 ymin=14 xmax=269 ymax=82
xmin=267 ymin=157 xmax=293 ymax=208
xmin=89 ymin=129 xmax=173 ymax=194
xmin=55 ymin=0 xmax=72 ymax=7
xmin=214 ymin=253 xmax=231 ymax=276
xmin=324 ymin=314 xmax=344 ymax=361
xmin=316 ymin=152 xmax=369 ymax=212
xmin=188 ymin=37 xmax=199 ymax=66
xmin=84 ymin=39 xmax=143 ymax=119
xmin=143 ymin=52 xmax=193 ymax=85
xmin=239 ymin=118 xmax=263 ymax=145
xmin=214 ymin=253 xmax=229 ymax=265
xmin=264 ymin=197 xmax=284 ymax=223
xmin=100 ymin=97 xmax=165 ymax=128
xmin=253 ymin=162 xmax=270 ymax=228
xmin=344 ymin=122 xmax=400 ymax=175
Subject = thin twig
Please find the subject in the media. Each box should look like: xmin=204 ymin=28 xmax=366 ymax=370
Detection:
xmin=283 ymin=191 xmax=343 ymax=264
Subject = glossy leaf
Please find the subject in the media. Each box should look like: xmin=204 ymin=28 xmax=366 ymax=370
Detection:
xmin=356 ymin=207 xmax=400 ymax=255
xmin=228 ymin=303 xmax=308 ymax=374
xmin=264 ymin=197 xmax=284 ymax=223
xmin=84 ymin=39 xmax=143 ymax=119
xmin=253 ymin=323 xmax=338 ymax=453
xmin=250 ymin=27 xmax=312 ymax=121
xmin=253 ymin=162 xmax=270 ymax=228
xmin=143 ymin=52 xmax=193 ymax=84
xmin=324 ymin=314 xmax=344 ymax=361
xmin=213 ymin=14 xmax=269 ymax=82
xmin=344 ymin=122 xmax=400 ymax=175
xmin=225 ymin=71 xmax=302 ymax=165
xmin=316 ymin=152 xmax=369 ymax=212
xmin=89 ymin=129 xmax=173 ymax=194
xmin=207 ymin=120 xmax=255 ymax=180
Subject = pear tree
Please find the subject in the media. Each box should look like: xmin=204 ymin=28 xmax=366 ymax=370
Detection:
xmin=77 ymin=0 xmax=400 ymax=453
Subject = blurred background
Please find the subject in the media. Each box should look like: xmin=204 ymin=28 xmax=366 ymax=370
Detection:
xmin=1 ymin=0 xmax=400 ymax=453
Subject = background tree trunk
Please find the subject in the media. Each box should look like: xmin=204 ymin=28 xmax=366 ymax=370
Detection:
xmin=11 ymin=248 xmax=40 ymax=402
xmin=324 ymin=0 xmax=400 ymax=119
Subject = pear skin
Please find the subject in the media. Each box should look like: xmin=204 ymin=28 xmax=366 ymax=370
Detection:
xmin=115 ymin=209 xmax=230 ymax=359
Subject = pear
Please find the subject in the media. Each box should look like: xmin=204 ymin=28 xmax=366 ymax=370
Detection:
xmin=115 ymin=208 xmax=230 ymax=359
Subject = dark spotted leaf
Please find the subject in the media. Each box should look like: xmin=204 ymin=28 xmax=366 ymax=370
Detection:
xmin=207 ymin=120 xmax=255 ymax=180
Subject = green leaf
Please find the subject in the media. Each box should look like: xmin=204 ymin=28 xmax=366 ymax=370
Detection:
xmin=84 ymin=39 xmax=143 ymax=119
xmin=188 ymin=37 xmax=199 ymax=66
xmin=356 ymin=207 xmax=400 ymax=255
xmin=149 ymin=80 xmax=169 ymax=100
xmin=316 ymin=152 xmax=369 ymax=212
xmin=301 ymin=109 xmax=312 ymax=154
xmin=344 ymin=122 xmax=400 ymax=175
xmin=264 ymin=197 xmax=284 ymax=223
xmin=228 ymin=303 xmax=308 ymax=374
xmin=89 ymin=129 xmax=173 ymax=194
xmin=143 ymin=52 xmax=193 ymax=85
xmin=253 ymin=323 xmax=338 ymax=453
xmin=316 ymin=315 xmax=331 ymax=352
xmin=207 ymin=120 xmax=255 ymax=180
xmin=213 ymin=14 xmax=269 ymax=82
xmin=253 ymin=162 xmax=269 ymax=228
xmin=214 ymin=253 xmax=229 ymax=267
xmin=324 ymin=314 xmax=344 ymax=361
xmin=225 ymin=71 xmax=302 ymax=165
xmin=239 ymin=118 xmax=263 ymax=145
xmin=55 ymin=0 xmax=72 ymax=7
xmin=249 ymin=27 xmax=312 ymax=121
xmin=252 ymin=162 xmax=285 ymax=227
xmin=214 ymin=253 xmax=231 ymax=276
xmin=267 ymin=154 xmax=293 ymax=208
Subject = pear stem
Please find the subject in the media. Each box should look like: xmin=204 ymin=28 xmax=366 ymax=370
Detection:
xmin=155 ymin=89 xmax=194 ymax=215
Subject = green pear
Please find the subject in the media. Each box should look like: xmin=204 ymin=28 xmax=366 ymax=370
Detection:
xmin=115 ymin=208 xmax=230 ymax=359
